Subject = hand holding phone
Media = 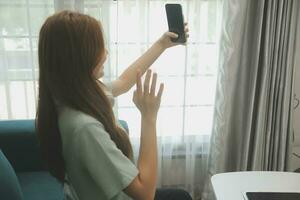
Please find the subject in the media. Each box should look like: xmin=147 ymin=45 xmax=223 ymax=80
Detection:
xmin=165 ymin=4 xmax=186 ymax=43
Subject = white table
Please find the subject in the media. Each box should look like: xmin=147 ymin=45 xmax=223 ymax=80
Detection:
xmin=211 ymin=171 xmax=300 ymax=200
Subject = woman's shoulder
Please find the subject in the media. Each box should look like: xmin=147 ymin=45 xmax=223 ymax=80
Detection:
xmin=57 ymin=106 xmax=103 ymax=136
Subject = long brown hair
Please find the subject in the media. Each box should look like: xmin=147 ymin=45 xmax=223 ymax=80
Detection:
xmin=36 ymin=10 xmax=133 ymax=182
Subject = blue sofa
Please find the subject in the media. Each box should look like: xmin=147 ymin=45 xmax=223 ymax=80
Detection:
xmin=0 ymin=119 xmax=129 ymax=200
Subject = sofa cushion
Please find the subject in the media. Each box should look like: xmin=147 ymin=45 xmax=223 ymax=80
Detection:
xmin=0 ymin=150 xmax=24 ymax=200
xmin=17 ymin=171 xmax=63 ymax=200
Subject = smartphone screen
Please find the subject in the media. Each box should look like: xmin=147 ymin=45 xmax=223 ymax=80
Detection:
xmin=165 ymin=4 xmax=186 ymax=43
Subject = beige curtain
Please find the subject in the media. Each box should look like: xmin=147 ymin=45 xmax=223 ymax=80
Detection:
xmin=202 ymin=0 xmax=300 ymax=199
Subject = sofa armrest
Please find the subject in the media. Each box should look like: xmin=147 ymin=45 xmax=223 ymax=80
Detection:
xmin=0 ymin=119 xmax=130 ymax=173
xmin=0 ymin=120 xmax=44 ymax=173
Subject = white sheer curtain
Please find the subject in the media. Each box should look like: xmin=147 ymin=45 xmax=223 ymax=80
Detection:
xmin=0 ymin=0 xmax=221 ymax=198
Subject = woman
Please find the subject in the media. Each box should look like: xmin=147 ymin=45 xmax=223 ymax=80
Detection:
xmin=36 ymin=10 xmax=191 ymax=200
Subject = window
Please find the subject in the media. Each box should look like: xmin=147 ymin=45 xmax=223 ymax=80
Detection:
xmin=0 ymin=0 xmax=221 ymax=138
xmin=0 ymin=0 xmax=54 ymax=119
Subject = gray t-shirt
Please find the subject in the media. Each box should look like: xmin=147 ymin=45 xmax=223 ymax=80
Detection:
xmin=57 ymin=82 xmax=138 ymax=200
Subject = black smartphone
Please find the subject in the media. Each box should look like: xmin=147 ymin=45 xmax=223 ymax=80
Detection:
xmin=165 ymin=4 xmax=186 ymax=43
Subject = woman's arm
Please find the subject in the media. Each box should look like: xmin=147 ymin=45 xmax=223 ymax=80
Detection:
xmin=111 ymin=24 xmax=189 ymax=97
xmin=124 ymin=116 xmax=158 ymax=200
xmin=123 ymin=70 xmax=164 ymax=200
xmin=110 ymin=41 xmax=166 ymax=97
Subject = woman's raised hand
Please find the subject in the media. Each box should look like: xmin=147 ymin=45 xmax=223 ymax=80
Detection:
xmin=157 ymin=22 xmax=189 ymax=49
xmin=133 ymin=70 xmax=164 ymax=120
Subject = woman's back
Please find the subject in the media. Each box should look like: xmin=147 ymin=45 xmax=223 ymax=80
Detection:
xmin=57 ymin=106 xmax=138 ymax=200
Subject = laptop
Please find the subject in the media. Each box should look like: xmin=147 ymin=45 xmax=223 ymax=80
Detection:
xmin=243 ymin=192 xmax=300 ymax=200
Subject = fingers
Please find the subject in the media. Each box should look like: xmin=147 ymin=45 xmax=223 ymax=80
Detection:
xmin=150 ymin=73 xmax=157 ymax=96
xmin=167 ymin=22 xmax=188 ymax=41
xmin=157 ymin=83 xmax=164 ymax=100
xmin=184 ymin=22 xmax=188 ymax=29
xmin=136 ymin=69 xmax=163 ymax=99
xmin=166 ymin=32 xmax=178 ymax=38
xmin=144 ymin=69 xmax=151 ymax=95
xmin=136 ymin=70 xmax=142 ymax=96
xmin=184 ymin=22 xmax=189 ymax=38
